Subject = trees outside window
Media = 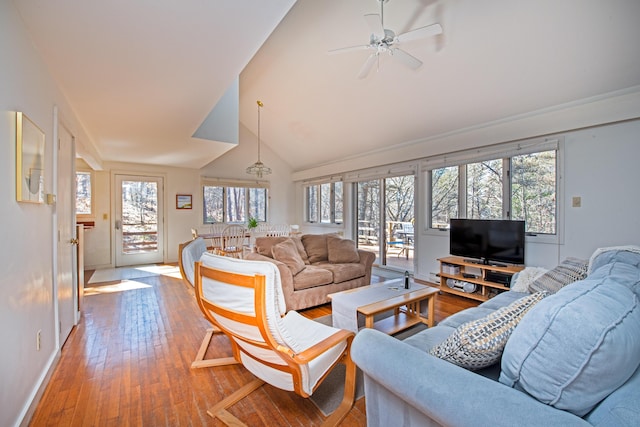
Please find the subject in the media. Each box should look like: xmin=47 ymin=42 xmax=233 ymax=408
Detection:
xmin=75 ymin=171 xmax=92 ymax=216
xmin=430 ymin=149 xmax=557 ymax=235
xmin=305 ymin=181 xmax=343 ymax=224
xmin=203 ymin=185 xmax=267 ymax=224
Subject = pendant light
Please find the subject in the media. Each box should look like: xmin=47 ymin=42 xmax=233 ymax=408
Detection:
xmin=246 ymin=100 xmax=272 ymax=178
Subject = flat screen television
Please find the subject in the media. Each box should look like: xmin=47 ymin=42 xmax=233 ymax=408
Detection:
xmin=449 ymin=219 xmax=525 ymax=265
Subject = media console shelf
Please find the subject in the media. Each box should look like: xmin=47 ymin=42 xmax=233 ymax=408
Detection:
xmin=437 ymin=256 xmax=524 ymax=302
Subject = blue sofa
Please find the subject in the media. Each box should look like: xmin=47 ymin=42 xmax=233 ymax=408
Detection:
xmin=351 ymin=247 xmax=640 ymax=426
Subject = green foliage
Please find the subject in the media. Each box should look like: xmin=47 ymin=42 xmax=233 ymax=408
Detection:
xmin=247 ymin=216 xmax=258 ymax=229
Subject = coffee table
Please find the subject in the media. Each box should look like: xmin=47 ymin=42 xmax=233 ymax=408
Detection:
xmin=329 ymin=278 xmax=438 ymax=334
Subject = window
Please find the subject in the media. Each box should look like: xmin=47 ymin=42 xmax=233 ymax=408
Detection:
xmin=429 ymin=143 xmax=558 ymax=235
xmin=305 ymin=181 xmax=343 ymax=224
xmin=431 ymin=166 xmax=458 ymax=229
xmin=467 ymin=159 xmax=503 ymax=220
xmin=76 ymin=171 xmax=93 ymax=218
xmin=511 ymin=151 xmax=556 ymax=234
xmin=203 ymin=183 xmax=267 ymax=224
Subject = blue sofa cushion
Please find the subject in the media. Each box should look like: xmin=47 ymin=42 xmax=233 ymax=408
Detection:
xmin=500 ymin=264 xmax=640 ymax=416
xmin=429 ymin=292 xmax=546 ymax=370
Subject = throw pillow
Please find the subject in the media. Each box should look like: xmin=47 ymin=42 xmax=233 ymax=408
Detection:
xmin=528 ymin=257 xmax=588 ymax=294
xmin=510 ymin=267 xmax=548 ymax=293
xmin=271 ymin=239 xmax=306 ymax=276
xmin=500 ymin=265 xmax=640 ymax=416
xmin=301 ymin=234 xmax=330 ymax=263
xmin=255 ymin=236 xmax=288 ymax=257
xmin=327 ymin=235 xmax=360 ymax=263
xmin=429 ymin=291 xmax=546 ymax=370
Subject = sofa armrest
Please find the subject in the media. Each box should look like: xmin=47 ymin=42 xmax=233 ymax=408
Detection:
xmin=351 ymin=329 xmax=589 ymax=427
xmin=357 ymin=249 xmax=375 ymax=283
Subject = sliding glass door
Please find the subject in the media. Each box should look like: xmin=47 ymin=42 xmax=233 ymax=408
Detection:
xmin=355 ymin=174 xmax=415 ymax=272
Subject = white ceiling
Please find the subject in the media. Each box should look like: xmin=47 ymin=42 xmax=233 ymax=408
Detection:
xmin=15 ymin=0 xmax=640 ymax=172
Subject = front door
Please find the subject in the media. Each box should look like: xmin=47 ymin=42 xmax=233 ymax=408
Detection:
xmin=114 ymin=174 xmax=164 ymax=266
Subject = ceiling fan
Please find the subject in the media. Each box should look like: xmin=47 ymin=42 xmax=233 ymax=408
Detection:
xmin=329 ymin=0 xmax=442 ymax=79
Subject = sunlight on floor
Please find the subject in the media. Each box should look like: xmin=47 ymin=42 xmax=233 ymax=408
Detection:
xmin=84 ymin=280 xmax=153 ymax=296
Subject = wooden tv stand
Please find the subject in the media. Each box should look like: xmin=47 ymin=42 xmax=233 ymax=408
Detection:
xmin=437 ymin=256 xmax=524 ymax=302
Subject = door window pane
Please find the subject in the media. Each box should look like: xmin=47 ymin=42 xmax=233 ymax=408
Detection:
xmin=121 ymin=180 xmax=158 ymax=253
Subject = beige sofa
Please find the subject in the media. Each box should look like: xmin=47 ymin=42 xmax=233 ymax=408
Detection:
xmin=245 ymin=234 xmax=375 ymax=311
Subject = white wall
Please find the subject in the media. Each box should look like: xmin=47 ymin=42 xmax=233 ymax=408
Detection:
xmin=0 ymin=2 xmax=92 ymax=426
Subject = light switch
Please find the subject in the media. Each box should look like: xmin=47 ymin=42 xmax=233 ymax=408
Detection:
xmin=572 ymin=196 xmax=582 ymax=208
xmin=103 ymin=213 xmax=108 ymax=220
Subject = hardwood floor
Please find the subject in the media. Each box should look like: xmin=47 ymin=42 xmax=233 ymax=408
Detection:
xmin=29 ymin=267 xmax=477 ymax=426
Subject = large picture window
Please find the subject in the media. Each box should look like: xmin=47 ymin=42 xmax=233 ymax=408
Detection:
xmin=203 ymin=182 xmax=267 ymax=224
xmin=429 ymin=141 xmax=558 ymax=235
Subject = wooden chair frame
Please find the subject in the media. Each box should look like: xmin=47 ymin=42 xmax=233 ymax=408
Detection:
xmin=177 ymin=240 xmax=239 ymax=369
xmin=194 ymin=260 xmax=356 ymax=427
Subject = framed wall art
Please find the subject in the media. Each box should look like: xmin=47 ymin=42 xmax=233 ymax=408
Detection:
xmin=16 ymin=112 xmax=45 ymax=203
xmin=176 ymin=194 xmax=192 ymax=209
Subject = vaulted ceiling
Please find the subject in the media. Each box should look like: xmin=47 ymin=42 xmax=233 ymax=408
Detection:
xmin=15 ymin=0 xmax=640 ymax=172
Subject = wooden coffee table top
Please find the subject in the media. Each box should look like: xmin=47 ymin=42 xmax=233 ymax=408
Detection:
xmin=329 ymin=278 xmax=439 ymax=334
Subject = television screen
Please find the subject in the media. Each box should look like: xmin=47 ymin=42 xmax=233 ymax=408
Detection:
xmin=450 ymin=219 xmax=525 ymax=265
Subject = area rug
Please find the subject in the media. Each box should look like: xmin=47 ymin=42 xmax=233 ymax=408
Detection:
xmin=308 ymin=314 xmax=427 ymax=416
xmin=88 ymin=264 xmax=181 ymax=284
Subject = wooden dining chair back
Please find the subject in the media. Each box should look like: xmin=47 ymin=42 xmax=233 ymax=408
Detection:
xmin=194 ymin=253 xmax=356 ymax=426
xmin=177 ymin=237 xmax=238 ymax=369
xmin=208 ymin=223 xmax=226 ymax=254
xmin=219 ymin=224 xmax=246 ymax=258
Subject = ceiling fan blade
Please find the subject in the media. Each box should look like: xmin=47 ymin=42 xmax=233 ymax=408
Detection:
xmin=364 ymin=13 xmax=385 ymax=39
xmin=328 ymin=44 xmax=370 ymax=55
xmin=357 ymin=53 xmax=378 ymax=79
xmin=390 ymin=48 xmax=423 ymax=70
xmin=397 ymin=23 xmax=443 ymax=43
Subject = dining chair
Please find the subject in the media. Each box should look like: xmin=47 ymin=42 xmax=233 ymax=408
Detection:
xmin=218 ymin=224 xmax=246 ymax=258
xmin=208 ymin=223 xmax=226 ymax=254
xmin=177 ymin=237 xmax=239 ymax=369
xmin=194 ymin=253 xmax=356 ymax=426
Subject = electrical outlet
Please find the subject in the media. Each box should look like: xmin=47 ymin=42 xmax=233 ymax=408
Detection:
xmin=36 ymin=330 xmax=41 ymax=351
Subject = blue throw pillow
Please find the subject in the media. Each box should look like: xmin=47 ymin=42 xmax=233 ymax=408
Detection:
xmin=499 ymin=264 xmax=640 ymax=416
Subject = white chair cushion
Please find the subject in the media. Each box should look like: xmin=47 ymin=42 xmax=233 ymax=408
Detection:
xmin=181 ymin=237 xmax=207 ymax=286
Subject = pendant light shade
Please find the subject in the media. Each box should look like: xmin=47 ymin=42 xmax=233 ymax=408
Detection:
xmin=246 ymin=100 xmax=272 ymax=178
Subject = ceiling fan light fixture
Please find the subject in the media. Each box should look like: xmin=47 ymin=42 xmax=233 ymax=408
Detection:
xmin=246 ymin=100 xmax=272 ymax=179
